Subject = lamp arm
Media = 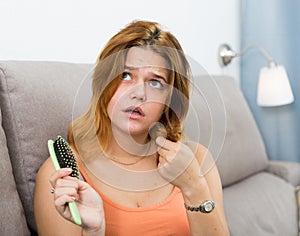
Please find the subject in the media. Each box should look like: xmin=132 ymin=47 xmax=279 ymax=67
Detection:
xmin=218 ymin=43 xmax=277 ymax=67
xmin=237 ymin=45 xmax=276 ymax=66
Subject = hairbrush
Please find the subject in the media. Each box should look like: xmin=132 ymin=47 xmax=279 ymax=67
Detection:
xmin=48 ymin=135 xmax=82 ymax=225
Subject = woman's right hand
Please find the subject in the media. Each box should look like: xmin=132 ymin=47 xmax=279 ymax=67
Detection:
xmin=49 ymin=168 xmax=105 ymax=234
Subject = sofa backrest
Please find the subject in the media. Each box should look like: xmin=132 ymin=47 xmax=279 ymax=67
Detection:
xmin=0 ymin=107 xmax=30 ymax=235
xmin=0 ymin=61 xmax=92 ymax=234
xmin=0 ymin=61 xmax=269 ymax=234
xmin=184 ymin=75 xmax=268 ymax=187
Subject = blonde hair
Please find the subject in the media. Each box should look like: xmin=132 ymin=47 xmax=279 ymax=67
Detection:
xmin=68 ymin=20 xmax=191 ymax=156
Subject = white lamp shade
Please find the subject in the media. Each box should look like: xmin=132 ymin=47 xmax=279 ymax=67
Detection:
xmin=257 ymin=65 xmax=294 ymax=107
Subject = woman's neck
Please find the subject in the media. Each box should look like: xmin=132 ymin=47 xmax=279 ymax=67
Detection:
xmin=105 ymin=133 xmax=158 ymax=168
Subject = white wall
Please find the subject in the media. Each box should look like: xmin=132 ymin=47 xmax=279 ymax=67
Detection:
xmin=0 ymin=0 xmax=241 ymax=80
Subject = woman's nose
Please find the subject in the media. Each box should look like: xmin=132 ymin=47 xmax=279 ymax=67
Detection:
xmin=130 ymin=82 xmax=146 ymax=101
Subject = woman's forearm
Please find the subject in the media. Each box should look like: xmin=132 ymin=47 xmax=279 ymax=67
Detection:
xmin=182 ymin=177 xmax=230 ymax=236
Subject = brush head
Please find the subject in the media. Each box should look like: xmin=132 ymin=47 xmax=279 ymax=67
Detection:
xmin=53 ymin=135 xmax=80 ymax=178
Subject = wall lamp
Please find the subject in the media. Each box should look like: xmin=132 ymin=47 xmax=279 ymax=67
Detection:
xmin=218 ymin=43 xmax=294 ymax=107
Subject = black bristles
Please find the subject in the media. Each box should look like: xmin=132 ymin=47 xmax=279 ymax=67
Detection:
xmin=53 ymin=136 xmax=79 ymax=178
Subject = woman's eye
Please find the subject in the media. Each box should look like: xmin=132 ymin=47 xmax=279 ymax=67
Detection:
xmin=122 ymin=72 xmax=132 ymax=81
xmin=149 ymin=80 xmax=164 ymax=89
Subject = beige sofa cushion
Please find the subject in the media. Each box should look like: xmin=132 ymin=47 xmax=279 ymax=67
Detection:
xmin=223 ymin=172 xmax=297 ymax=236
xmin=0 ymin=107 xmax=30 ymax=235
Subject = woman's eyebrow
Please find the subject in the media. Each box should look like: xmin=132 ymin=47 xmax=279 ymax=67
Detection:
xmin=150 ymin=73 xmax=168 ymax=83
xmin=124 ymin=65 xmax=136 ymax=70
xmin=124 ymin=65 xmax=168 ymax=83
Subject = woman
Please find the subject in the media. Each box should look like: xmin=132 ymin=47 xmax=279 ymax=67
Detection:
xmin=34 ymin=20 xmax=229 ymax=236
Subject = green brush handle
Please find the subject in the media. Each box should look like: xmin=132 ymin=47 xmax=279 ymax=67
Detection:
xmin=68 ymin=202 xmax=82 ymax=226
xmin=48 ymin=140 xmax=82 ymax=226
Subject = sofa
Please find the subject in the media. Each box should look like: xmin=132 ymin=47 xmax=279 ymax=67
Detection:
xmin=0 ymin=60 xmax=299 ymax=236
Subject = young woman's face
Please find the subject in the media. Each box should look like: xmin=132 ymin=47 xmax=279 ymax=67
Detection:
xmin=107 ymin=47 xmax=170 ymax=141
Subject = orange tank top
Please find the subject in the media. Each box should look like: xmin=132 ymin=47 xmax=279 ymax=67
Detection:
xmin=79 ymin=166 xmax=191 ymax=236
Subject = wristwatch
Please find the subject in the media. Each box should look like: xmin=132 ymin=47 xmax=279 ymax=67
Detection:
xmin=184 ymin=200 xmax=215 ymax=213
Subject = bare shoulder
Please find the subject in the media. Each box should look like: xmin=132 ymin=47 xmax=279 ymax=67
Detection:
xmin=184 ymin=140 xmax=211 ymax=161
xmin=184 ymin=140 xmax=217 ymax=175
xmin=35 ymin=157 xmax=56 ymax=186
xmin=34 ymin=157 xmax=55 ymax=211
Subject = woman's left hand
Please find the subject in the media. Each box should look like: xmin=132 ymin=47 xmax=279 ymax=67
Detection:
xmin=155 ymin=136 xmax=201 ymax=192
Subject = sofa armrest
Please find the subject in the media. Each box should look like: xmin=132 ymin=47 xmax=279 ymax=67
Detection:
xmin=267 ymin=160 xmax=300 ymax=186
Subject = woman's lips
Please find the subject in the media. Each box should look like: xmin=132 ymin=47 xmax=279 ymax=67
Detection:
xmin=123 ymin=106 xmax=145 ymax=120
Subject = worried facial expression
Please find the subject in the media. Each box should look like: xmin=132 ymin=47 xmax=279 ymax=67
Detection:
xmin=107 ymin=47 xmax=171 ymax=141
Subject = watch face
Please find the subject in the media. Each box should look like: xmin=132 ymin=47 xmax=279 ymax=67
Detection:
xmin=204 ymin=202 xmax=213 ymax=212
xmin=203 ymin=200 xmax=215 ymax=213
